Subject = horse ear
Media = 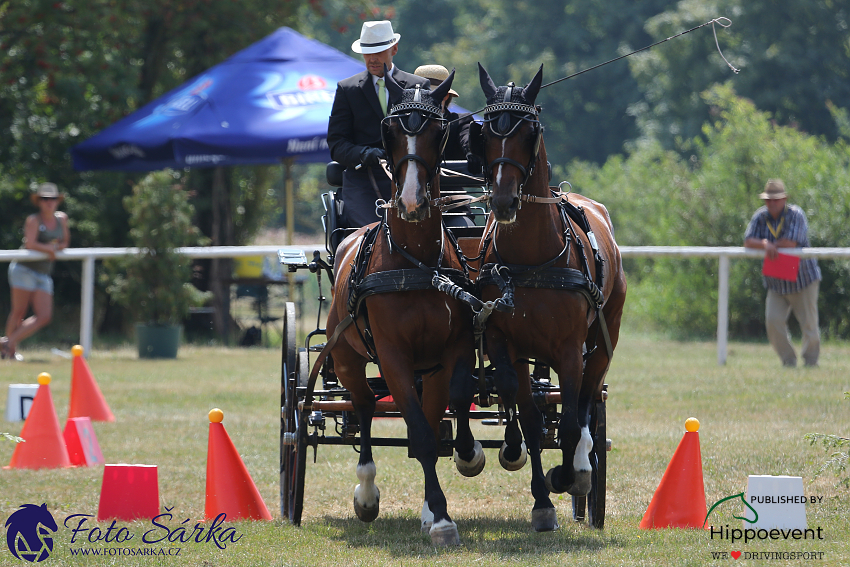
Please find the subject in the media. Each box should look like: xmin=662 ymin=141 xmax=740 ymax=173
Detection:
xmin=522 ymin=64 xmax=544 ymax=104
xmin=384 ymin=64 xmax=404 ymax=105
xmin=478 ymin=63 xmax=498 ymax=101
xmin=430 ymin=68 xmax=456 ymax=102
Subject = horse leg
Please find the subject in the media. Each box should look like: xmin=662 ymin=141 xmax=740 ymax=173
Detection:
xmin=545 ymin=342 xmax=593 ymax=496
xmin=450 ymin=353 xmax=485 ymax=478
xmin=390 ymin=359 xmax=459 ymax=546
xmin=514 ymin=362 xmax=558 ymax=531
xmin=335 ymin=347 xmax=380 ymax=523
xmin=488 ymin=334 xmax=527 ymax=471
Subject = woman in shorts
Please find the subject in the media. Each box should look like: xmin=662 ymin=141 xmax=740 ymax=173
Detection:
xmin=1 ymin=182 xmax=70 ymax=361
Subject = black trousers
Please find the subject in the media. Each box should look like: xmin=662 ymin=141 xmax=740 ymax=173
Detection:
xmin=340 ymin=166 xmax=392 ymax=228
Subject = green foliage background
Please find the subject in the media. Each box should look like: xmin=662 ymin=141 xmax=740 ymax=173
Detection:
xmin=1 ymin=0 xmax=849 ymax=340
xmin=566 ymin=84 xmax=850 ymax=339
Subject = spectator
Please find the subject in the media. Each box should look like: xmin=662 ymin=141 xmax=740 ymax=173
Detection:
xmin=1 ymin=183 xmax=70 ymax=361
xmin=744 ymin=179 xmax=821 ymax=367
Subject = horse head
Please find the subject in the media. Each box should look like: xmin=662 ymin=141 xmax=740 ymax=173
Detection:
xmin=382 ymin=66 xmax=455 ymax=222
xmin=474 ymin=63 xmax=544 ymax=223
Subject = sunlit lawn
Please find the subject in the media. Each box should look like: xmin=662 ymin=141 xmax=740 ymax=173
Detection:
xmin=0 ymin=334 xmax=848 ymax=565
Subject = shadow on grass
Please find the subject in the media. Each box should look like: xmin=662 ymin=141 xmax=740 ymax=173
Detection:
xmin=319 ymin=514 xmax=626 ymax=557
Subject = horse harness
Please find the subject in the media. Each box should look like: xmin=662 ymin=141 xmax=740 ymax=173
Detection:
xmin=477 ymin=192 xmax=612 ymax=365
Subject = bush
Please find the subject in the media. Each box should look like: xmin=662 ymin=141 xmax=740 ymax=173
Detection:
xmin=106 ymin=171 xmax=209 ymax=326
xmin=565 ymin=83 xmax=850 ymax=339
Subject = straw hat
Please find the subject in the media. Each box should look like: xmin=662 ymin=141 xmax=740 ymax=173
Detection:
xmin=414 ymin=65 xmax=459 ymax=98
xmin=351 ymin=21 xmax=400 ymax=54
xmin=759 ymin=179 xmax=788 ymax=200
xmin=30 ymin=182 xmax=64 ymax=206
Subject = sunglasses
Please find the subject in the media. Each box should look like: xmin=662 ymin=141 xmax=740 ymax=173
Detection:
xmin=40 ymin=196 xmax=59 ymax=201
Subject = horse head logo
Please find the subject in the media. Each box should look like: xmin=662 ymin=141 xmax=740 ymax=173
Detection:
xmin=5 ymin=503 xmax=58 ymax=563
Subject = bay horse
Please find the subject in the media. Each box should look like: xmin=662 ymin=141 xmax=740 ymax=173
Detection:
xmin=322 ymin=69 xmax=475 ymax=546
xmin=467 ymin=63 xmax=627 ymax=531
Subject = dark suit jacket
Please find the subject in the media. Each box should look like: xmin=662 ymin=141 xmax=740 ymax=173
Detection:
xmin=327 ymin=68 xmax=430 ymax=168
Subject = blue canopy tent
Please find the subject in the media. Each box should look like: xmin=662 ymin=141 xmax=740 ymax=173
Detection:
xmin=71 ymin=27 xmax=368 ymax=170
xmin=71 ymin=26 xmax=474 ymax=171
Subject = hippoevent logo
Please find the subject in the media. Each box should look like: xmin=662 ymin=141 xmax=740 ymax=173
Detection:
xmin=4 ymin=504 xmax=244 ymax=561
xmin=704 ymin=491 xmax=825 ymax=546
xmin=5 ymin=504 xmax=57 ymax=563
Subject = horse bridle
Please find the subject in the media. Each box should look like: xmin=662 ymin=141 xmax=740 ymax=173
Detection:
xmin=481 ymin=84 xmax=542 ymax=204
xmin=380 ymin=85 xmax=450 ymax=213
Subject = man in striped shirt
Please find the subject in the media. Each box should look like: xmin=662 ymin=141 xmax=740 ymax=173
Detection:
xmin=744 ymin=179 xmax=821 ymax=367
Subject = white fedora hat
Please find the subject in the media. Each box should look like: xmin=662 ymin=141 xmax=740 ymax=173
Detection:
xmin=351 ymin=21 xmax=400 ymax=54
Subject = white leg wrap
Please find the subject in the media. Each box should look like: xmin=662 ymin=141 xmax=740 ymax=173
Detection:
xmin=420 ymin=499 xmax=434 ymax=533
xmin=354 ymin=462 xmax=379 ymax=507
xmin=572 ymin=426 xmax=593 ymax=472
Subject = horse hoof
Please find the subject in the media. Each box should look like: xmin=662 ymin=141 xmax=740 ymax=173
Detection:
xmin=353 ymin=484 xmax=380 ymax=523
xmin=566 ymin=470 xmax=592 ymax=496
xmin=454 ymin=440 xmax=486 ymax=477
xmin=499 ymin=441 xmax=527 ymax=471
xmin=545 ymin=466 xmax=565 ymax=494
xmin=421 ymin=520 xmax=432 ymax=534
xmin=531 ymin=507 xmax=559 ymax=532
xmin=354 ymin=496 xmax=380 ymax=522
xmin=429 ymin=520 xmax=461 ymax=546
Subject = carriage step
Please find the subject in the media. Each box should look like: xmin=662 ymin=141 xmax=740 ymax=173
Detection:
xmin=309 ymin=343 xmax=326 ymax=352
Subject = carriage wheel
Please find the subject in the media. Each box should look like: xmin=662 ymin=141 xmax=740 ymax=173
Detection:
xmin=280 ymin=302 xmax=308 ymax=524
xmin=587 ymin=397 xmax=607 ymax=529
xmin=282 ymin=346 xmax=310 ymax=525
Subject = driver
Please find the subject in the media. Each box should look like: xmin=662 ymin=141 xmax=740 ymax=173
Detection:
xmin=327 ymin=20 xmax=429 ymax=228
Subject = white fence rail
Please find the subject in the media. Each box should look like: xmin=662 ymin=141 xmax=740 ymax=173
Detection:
xmin=2 ymin=245 xmax=849 ymax=363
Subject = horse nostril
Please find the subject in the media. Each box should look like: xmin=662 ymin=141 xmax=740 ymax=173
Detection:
xmin=511 ymin=196 xmax=519 ymax=211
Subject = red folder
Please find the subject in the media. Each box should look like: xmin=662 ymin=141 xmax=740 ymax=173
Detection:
xmin=763 ymin=252 xmax=800 ymax=281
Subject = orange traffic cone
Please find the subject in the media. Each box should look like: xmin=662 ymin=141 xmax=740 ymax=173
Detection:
xmin=7 ymin=373 xmax=72 ymax=470
xmin=205 ymin=408 xmax=272 ymax=521
xmin=639 ymin=417 xmax=707 ymax=529
xmin=68 ymin=345 xmax=114 ymax=422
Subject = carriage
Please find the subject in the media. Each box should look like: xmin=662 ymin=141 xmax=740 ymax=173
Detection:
xmin=278 ymin=66 xmax=624 ymax=544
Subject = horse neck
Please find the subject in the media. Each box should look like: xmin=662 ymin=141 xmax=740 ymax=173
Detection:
xmin=493 ymin=139 xmax=565 ymax=264
xmin=386 ymin=181 xmax=444 ymax=266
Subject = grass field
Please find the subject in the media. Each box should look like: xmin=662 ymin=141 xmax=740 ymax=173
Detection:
xmin=1 ymin=334 xmax=848 ymax=566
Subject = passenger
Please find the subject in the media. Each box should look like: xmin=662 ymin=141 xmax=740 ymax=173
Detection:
xmin=413 ymin=64 xmax=477 ymax=227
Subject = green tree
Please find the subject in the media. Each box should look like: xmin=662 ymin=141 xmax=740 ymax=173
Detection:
xmin=630 ymin=0 xmax=850 ymax=152
xmin=568 ymin=83 xmax=850 ymax=339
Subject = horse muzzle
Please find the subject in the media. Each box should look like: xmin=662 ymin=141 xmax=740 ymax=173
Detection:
xmin=396 ymin=195 xmax=430 ymax=222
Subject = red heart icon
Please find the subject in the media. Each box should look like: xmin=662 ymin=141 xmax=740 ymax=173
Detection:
xmin=731 ymin=551 xmax=742 ymax=559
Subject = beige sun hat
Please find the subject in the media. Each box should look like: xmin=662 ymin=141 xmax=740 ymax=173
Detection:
xmin=759 ymin=179 xmax=788 ymax=200
xmin=351 ymin=21 xmax=400 ymax=54
xmin=414 ymin=64 xmax=459 ymax=98
xmin=30 ymin=182 xmax=64 ymax=206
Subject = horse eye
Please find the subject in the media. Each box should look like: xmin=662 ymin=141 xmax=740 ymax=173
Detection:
xmin=408 ymin=111 xmax=422 ymax=131
xmin=497 ymin=113 xmax=511 ymax=135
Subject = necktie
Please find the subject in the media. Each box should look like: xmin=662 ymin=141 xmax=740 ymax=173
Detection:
xmin=377 ymin=78 xmax=387 ymax=116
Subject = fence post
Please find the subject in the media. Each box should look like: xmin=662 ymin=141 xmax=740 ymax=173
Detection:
xmin=717 ymin=254 xmax=730 ymax=365
xmin=80 ymin=256 xmax=95 ymax=356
